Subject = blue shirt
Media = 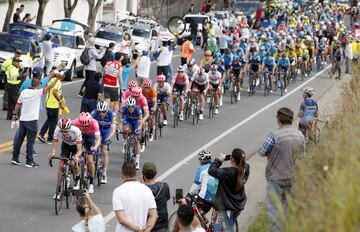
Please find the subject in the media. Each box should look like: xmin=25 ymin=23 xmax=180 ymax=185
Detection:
xmin=278 ymin=58 xmax=290 ymax=67
xmin=299 ymin=98 xmax=318 ymax=123
xmin=222 ymin=53 xmax=233 ymax=65
xmin=91 ymin=109 xmax=116 ymax=131
xmin=122 ymin=66 xmax=133 ymax=90
xmin=119 ymin=105 xmax=142 ymax=121
xmin=190 ymin=162 xmax=219 ymax=203
xmin=263 ymin=56 xmax=276 ymax=66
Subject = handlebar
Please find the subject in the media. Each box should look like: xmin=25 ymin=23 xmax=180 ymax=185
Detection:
xmin=48 ymin=156 xmax=73 ymax=167
xmin=115 ymin=129 xmax=137 ymax=141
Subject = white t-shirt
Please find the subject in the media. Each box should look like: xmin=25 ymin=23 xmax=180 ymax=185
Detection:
xmin=43 ymin=40 xmax=55 ymax=61
xmin=112 ymin=181 xmax=157 ymax=232
xmin=136 ymin=56 xmax=151 ymax=78
xmin=71 ymin=214 xmax=106 ymax=232
xmin=157 ymin=47 xmax=171 ymax=66
xmin=17 ymin=88 xmax=45 ymax=121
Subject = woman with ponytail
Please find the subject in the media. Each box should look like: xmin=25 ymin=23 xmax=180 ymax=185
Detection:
xmin=208 ymin=148 xmax=250 ymax=232
xmin=72 ymin=191 xmax=105 ymax=232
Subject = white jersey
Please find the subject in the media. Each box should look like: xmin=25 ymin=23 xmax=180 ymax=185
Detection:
xmin=154 ymin=82 xmax=172 ymax=96
xmin=53 ymin=126 xmax=82 ymax=146
xmin=191 ymin=73 xmax=209 ymax=85
xmin=208 ymin=70 xmax=222 ymax=85
xmin=183 ymin=64 xmax=199 ymax=79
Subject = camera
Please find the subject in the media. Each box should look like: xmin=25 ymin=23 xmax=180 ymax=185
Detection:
xmin=224 ymin=154 xmax=231 ymax=161
xmin=73 ymin=189 xmax=86 ymax=197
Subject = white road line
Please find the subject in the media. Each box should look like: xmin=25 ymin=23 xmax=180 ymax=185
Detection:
xmin=104 ymin=66 xmax=331 ymax=224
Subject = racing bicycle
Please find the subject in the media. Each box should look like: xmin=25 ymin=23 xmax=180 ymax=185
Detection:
xmin=116 ymin=129 xmax=137 ymax=164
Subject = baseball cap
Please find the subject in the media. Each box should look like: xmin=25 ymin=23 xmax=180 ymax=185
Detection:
xmin=142 ymin=162 xmax=157 ymax=175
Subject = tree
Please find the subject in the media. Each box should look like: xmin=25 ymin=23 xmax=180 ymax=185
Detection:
xmin=36 ymin=0 xmax=50 ymax=26
xmin=86 ymin=0 xmax=103 ymax=37
xmin=64 ymin=0 xmax=79 ymax=18
xmin=2 ymin=0 xmax=16 ymax=32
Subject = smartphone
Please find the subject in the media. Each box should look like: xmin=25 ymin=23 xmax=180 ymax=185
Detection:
xmin=224 ymin=154 xmax=232 ymax=161
xmin=73 ymin=189 xmax=86 ymax=197
xmin=175 ymin=188 xmax=183 ymax=200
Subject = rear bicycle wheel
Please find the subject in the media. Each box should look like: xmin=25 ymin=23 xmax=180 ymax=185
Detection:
xmin=314 ymin=126 xmax=321 ymax=144
xmin=208 ymin=94 xmax=213 ymax=119
xmin=95 ymin=155 xmax=101 ymax=187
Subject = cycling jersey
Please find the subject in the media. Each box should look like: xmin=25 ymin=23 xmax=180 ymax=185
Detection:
xmin=172 ymin=73 xmax=189 ymax=86
xmin=208 ymin=70 xmax=222 ymax=85
xmin=154 ymin=82 xmax=172 ymax=96
xmin=222 ymin=53 xmax=233 ymax=66
xmin=278 ymin=58 xmax=291 ymax=67
xmin=142 ymin=87 xmax=157 ymax=103
xmin=182 ymin=64 xmax=199 ymax=78
xmin=126 ymin=95 xmax=149 ymax=111
xmin=103 ymin=61 xmax=122 ymax=88
xmin=91 ymin=110 xmax=117 ymax=131
xmin=263 ymin=57 xmax=276 ymax=66
xmin=53 ymin=126 xmax=82 ymax=146
xmin=189 ymin=162 xmax=219 ymax=203
xmin=72 ymin=118 xmax=101 ymax=137
xmin=299 ymin=99 xmax=318 ymax=123
xmin=200 ymin=57 xmax=213 ymax=72
xmin=239 ymin=42 xmax=248 ymax=53
xmin=119 ymin=105 xmax=142 ymax=122
xmin=191 ymin=72 xmax=209 ymax=85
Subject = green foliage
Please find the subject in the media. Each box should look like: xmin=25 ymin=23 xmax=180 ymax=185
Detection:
xmin=247 ymin=205 xmax=269 ymax=232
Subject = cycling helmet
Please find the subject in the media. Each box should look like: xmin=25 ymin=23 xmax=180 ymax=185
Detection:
xmin=97 ymin=101 xmax=108 ymax=111
xmin=198 ymin=67 xmax=205 ymax=75
xmin=126 ymin=97 xmax=136 ymax=107
xmin=303 ymin=87 xmax=315 ymax=96
xmin=177 ymin=65 xmax=184 ymax=72
xmin=79 ymin=112 xmax=91 ymax=127
xmin=187 ymin=58 xmax=196 ymax=66
xmin=210 ymin=64 xmax=218 ymax=70
xmin=127 ymin=80 xmax=138 ymax=90
xmin=156 ymin=74 xmax=166 ymax=82
xmin=282 ymin=53 xmax=287 ymax=58
xmin=131 ymin=87 xmax=142 ymax=97
xmin=58 ymin=117 xmax=72 ymax=131
xmin=198 ymin=149 xmax=212 ymax=160
xmin=143 ymin=79 xmax=152 ymax=88
xmin=204 ymin=50 xmax=212 ymax=56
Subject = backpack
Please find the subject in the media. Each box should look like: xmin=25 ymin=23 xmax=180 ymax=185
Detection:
xmin=80 ymin=48 xmax=91 ymax=65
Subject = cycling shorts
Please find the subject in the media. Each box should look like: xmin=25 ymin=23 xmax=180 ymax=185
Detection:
xmin=225 ymin=64 xmax=232 ymax=70
xmin=289 ymin=58 xmax=295 ymax=65
xmin=279 ymin=65 xmax=289 ymax=72
xmin=233 ymin=68 xmax=240 ymax=77
xmin=192 ymin=82 xmax=206 ymax=94
xmin=82 ymin=134 xmax=95 ymax=154
xmin=250 ymin=64 xmax=260 ymax=72
xmin=157 ymin=94 xmax=170 ymax=105
xmin=123 ymin=119 xmax=139 ymax=134
xmin=61 ymin=142 xmax=78 ymax=158
xmin=210 ymin=83 xmax=220 ymax=90
xmin=265 ymin=64 xmax=274 ymax=73
xmin=173 ymin=83 xmax=186 ymax=94
xmin=100 ymin=129 xmax=111 ymax=146
xmin=148 ymin=101 xmax=155 ymax=113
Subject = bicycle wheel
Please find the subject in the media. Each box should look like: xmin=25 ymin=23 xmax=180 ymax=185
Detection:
xmin=173 ymin=99 xmax=178 ymax=128
xmin=230 ymin=82 xmax=234 ymax=103
xmin=168 ymin=211 xmax=178 ymax=232
xmin=196 ymin=97 xmax=199 ymax=124
xmin=154 ymin=109 xmax=160 ymax=140
xmin=208 ymin=94 xmax=213 ymax=119
xmin=54 ymin=179 xmax=65 ymax=215
xmin=233 ymin=84 xmax=238 ymax=103
xmin=95 ymin=154 xmax=101 ymax=187
xmin=167 ymin=16 xmax=185 ymax=36
xmin=192 ymin=100 xmax=196 ymax=125
xmin=64 ymin=166 xmax=74 ymax=209
xmin=280 ymin=80 xmax=284 ymax=96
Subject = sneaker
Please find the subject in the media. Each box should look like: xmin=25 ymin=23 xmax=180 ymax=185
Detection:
xmin=214 ymin=108 xmax=219 ymax=114
xmin=122 ymin=142 xmax=126 ymax=154
xmin=305 ymin=73 xmax=308 ymax=77
xmin=324 ymin=61 xmax=327 ymax=65
xmin=77 ymin=94 xmax=83 ymax=98
xmin=136 ymin=161 xmax=140 ymax=170
xmin=255 ymin=78 xmax=260 ymax=86
xmin=73 ymin=179 xmax=80 ymax=190
xmin=284 ymin=88 xmax=288 ymax=93
xmin=179 ymin=113 xmax=184 ymax=121
xmin=37 ymin=134 xmax=45 ymax=143
xmin=199 ymin=114 xmax=203 ymax=120
xmin=25 ymin=162 xmax=39 ymax=168
xmin=149 ymin=133 xmax=154 ymax=142
xmin=47 ymin=140 xmax=53 ymax=145
xmin=140 ymin=143 xmax=146 ymax=153
xmin=11 ymin=159 xmax=21 ymax=165
xmin=163 ymin=120 xmax=168 ymax=126
xmin=100 ymin=174 xmax=107 ymax=184
xmin=237 ymin=94 xmax=241 ymax=101
xmin=88 ymin=184 xmax=94 ymax=194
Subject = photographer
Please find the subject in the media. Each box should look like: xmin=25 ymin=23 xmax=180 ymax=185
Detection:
xmin=208 ymin=148 xmax=250 ymax=232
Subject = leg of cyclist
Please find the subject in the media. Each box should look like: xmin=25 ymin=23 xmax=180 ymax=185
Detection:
xmin=161 ymin=97 xmax=168 ymax=125
xmin=199 ymin=91 xmax=205 ymax=120
xmin=134 ymin=120 xmax=142 ymax=170
xmin=179 ymin=94 xmax=185 ymax=120
xmin=236 ymin=75 xmax=241 ymax=101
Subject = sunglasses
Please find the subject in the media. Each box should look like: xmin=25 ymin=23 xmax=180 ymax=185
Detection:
xmin=178 ymin=71 xmax=184 ymax=73
xmin=99 ymin=111 xmax=106 ymax=114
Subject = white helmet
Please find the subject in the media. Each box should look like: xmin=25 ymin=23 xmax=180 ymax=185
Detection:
xmin=97 ymin=101 xmax=108 ymax=111
xmin=198 ymin=149 xmax=212 ymax=160
xmin=126 ymin=97 xmax=136 ymax=107
xmin=303 ymin=87 xmax=315 ymax=96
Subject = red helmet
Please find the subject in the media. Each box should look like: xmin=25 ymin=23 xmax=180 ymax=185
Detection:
xmin=156 ymin=74 xmax=166 ymax=82
xmin=143 ymin=79 xmax=152 ymax=88
xmin=127 ymin=80 xmax=138 ymax=90
xmin=78 ymin=112 xmax=91 ymax=127
xmin=204 ymin=50 xmax=212 ymax=56
xmin=131 ymin=87 xmax=142 ymax=97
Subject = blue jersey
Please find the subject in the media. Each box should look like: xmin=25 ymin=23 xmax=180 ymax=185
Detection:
xmin=189 ymin=162 xmax=219 ymax=203
xmin=222 ymin=53 xmax=233 ymax=65
xmin=278 ymin=58 xmax=290 ymax=67
xmin=263 ymin=56 xmax=276 ymax=66
xmin=91 ymin=110 xmax=116 ymax=131
xmin=299 ymin=99 xmax=318 ymax=123
xmin=119 ymin=105 xmax=142 ymax=121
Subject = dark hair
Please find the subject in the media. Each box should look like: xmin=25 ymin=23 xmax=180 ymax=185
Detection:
xmin=95 ymin=72 xmax=102 ymax=82
xmin=16 ymin=8 xmax=20 ymax=12
xmin=177 ymin=205 xmax=194 ymax=226
xmin=121 ymin=58 xmax=128 ymax=66
xmin=20 ymin=4 xmax=25 ymax=8
xmin=276 ymin=107 xmax=294 ymax=125
xmin=231 ymin=148 xmax=246 ymax=192
xmin=76 ymin=197 xmax=91 ymax=232
xmin=108 ymin=42 xmax=115 ymax=49
xmin=122 ymin=162 xmax=136 ymax=178
xmin=142 ymin=170 xmax=156 ymax=180
xmin=114 ymin=52 xmax=122 ymax=61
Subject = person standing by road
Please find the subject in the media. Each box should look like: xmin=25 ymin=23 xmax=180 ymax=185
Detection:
xmin=1 ymin=50 xmax=22 ymax=111
xmin=142 ymin=162 xmax=170 ymax=232
xmin=12 ymin=8 xmax=21 ymax=23
xmin=22 ymin=13 xmax=36 ymax=23
xmin=155 ymin=40 xmax=172 ymax=82
xmin=112 ymin=162 xmax=158 ymax=232
xmin=208 ymin=148 xmax=250 ymax=232
xmin=37 ymin=70 xmax=65 ymax=144
xmin=11 ymin=73 xmax=62 ymax=168
xmin=258 ymin=107 xmax=305 ymax=232
xmin=181 ymin=37 xmax=195 ymax=66
xmin=189 ymin=19 xmax=198 ymax=46
xmin=80 ymin=72 xmax=103 ymax=113
xmin=43 ymin=33 xmax=62 ymax=76
xmin=136 ymin=50 xmax=151 ymax=86
xmin=100 ymin=42 xmax=115 ymax=69
xmin=119 ymin=33 xmax=132 ymax=64
xmin=5 ymin=58 xmax=23 ymax=120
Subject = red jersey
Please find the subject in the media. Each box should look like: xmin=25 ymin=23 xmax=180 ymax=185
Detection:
xmin=103 ymin=61 xmax=122 ymax=88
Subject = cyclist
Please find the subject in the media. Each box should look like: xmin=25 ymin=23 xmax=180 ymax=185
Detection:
xmin=142 ymin=79 xmax=157 ymax=141
xmin=222 ymin=48 xmax=234 ymax=80
xmin=190 ymin=67 xmax=209 ymax=120
xmin=262 ymin=52 xmax=276 ymax=92
xmin=72 ymin=112 xmax=101 ymax=194
xmin=297 ymin=87 xmax=319 ymax=139
xmin=189 ymin=149 xmax=219 ymax=214
xmin=91 ymin=101 xmax=117 ymax=184
xmin=123 ymin=80 xmax=139 ymax=100
xmin=171 ymin=66 xmax=190 ymax=121
xmin=286 ymin=47 xmax=297 ymax=78
xmin=230 ymin=57 xmax=242 ymax=101
xmin=118 ymin=97 xmax=143 ymax=170
xmin=183 ymin=58 xmax=199 ymax=79
xmin=154 ymin=74 xmax=171 ymax=126
xmin=208 ymin=64 xmax=222 ymax=114
xmin=248 ymin=54 xmax=262 ymax=91
xmin=277 ymin=53 xmax=291 ymax=93
xmin=200 ymin=50 xmax=213 ymax=73
xmin=49 ymin=117 xmax=82 ymax=198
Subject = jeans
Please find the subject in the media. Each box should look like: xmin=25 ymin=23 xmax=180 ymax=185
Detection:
xmin=217 ymin=211 xmax=240 ymax=232
xmin=191 ymin=34 xmax=197 ymax=45
xmin=80 ymin=98 xmax=97 ymax=113
xmin=266 ymin=179 xmax=294 ymax=232
xmin=45 ymin=59 xmax=54 ymax=76
xmin=13 ymin=120 xmax=38 ymax=164
xmin=40 ymin=107 xmax=59 ymax=141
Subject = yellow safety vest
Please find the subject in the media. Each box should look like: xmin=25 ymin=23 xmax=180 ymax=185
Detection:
xmin=1 ymin=58 xmax=12 ymax=72
xmin=6 ymin=65 xmax=20 ymax=85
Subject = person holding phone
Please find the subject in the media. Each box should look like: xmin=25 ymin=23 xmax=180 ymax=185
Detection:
xmin=208 ymin=148 xmax=250 ymax=232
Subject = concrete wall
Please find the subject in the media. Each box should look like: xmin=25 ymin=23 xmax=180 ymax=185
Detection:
xmin=0 ymin=0 xmax=103 ymax=30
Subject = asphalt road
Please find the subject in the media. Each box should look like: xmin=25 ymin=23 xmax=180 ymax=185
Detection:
xmin=0 ymin=46 xmax=337 ymax=231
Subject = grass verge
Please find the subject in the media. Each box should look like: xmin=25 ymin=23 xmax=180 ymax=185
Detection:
xmin=246 ymin=205 xmax=269 ymax=232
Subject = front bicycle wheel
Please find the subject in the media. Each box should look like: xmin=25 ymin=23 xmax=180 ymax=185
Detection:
xmin=54 ymin=180 xmax=65 ymax=215
xmin=65 ymin=166 xmax=74 ymax=209
xmin=168 ymin=211 xmax=178 ymax=232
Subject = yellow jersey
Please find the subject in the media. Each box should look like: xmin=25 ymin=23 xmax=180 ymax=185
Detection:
xmin=45 ymin=78 xmax=62 ymax=109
